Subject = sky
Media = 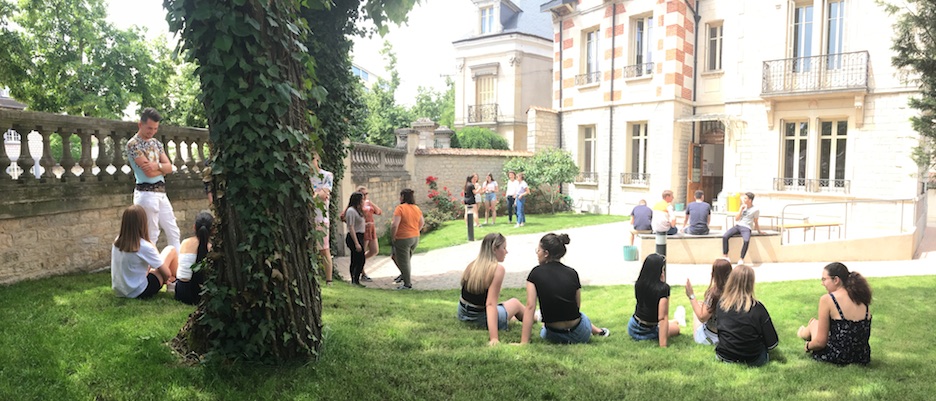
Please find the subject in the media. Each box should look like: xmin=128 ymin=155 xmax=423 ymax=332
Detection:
xmin=105 ymin=0 xmax=475 ymax=106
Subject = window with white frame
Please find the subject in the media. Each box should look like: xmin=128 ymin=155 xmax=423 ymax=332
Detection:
xmin=627 ymin=123 xmax=649 ymax=182
xmin=826 ymin=0 xmax=845 ymax=69
xmin=579 ymin=126 xmax=597 ymax=183
xmin=480 ymin=6 xmax=494 ymax=34
xmin=476 ymin=75 xmax=495 ymax=105
xmin=578 ymin=28 xmax=600 ymax=85
xmin=707 ymin=22 xmax=723 ymax=71
xmin=819 ymin=119 xmax=847 ymax=188
xmin=790 ymin=3 xmax=813 ymax=71
xmin=782 ymin=121 xmax=809 ymax=188
xmin=629 ymin=15 xmax=654 ymax=76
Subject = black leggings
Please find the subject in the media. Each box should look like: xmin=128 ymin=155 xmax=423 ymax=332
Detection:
xmin=346 ymin=232 xmax=366 ymax=283
xmin=723 ymin=226 xmax=752 ymax=258
xmin=506 ymin=196 xmax=516 ymax=222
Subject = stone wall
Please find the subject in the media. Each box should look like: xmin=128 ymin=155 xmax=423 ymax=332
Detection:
xmin=413 ymin=148 xmax=533 ymax=206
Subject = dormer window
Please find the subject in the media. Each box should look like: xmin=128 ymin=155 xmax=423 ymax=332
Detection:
xmin=481 ymin=6 xmax=494 ymax=34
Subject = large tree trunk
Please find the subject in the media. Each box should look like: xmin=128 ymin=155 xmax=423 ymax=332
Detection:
xmin=165 ymin=0 xmax=322 ymax=362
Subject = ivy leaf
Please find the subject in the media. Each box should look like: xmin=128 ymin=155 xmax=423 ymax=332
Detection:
xmin=214 ymin=35 xmax=233 ymax=52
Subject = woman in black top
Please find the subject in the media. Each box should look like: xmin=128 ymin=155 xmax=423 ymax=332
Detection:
xmin=628 ymin=253 xmax=681 ymax=347
xmin=463 ymin=175 xmax=479 ymax=228
xmin=798 ymin=262 xmax=872 ymax=365
xmin=520 ymin=233 xmax=609 ymax=344
xmin=716 ymin=265 xmax=779 ymax=366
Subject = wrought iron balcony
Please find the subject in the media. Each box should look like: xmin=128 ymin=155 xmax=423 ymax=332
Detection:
xmin=762 ymin=51 xmax=869 ymax=95
xmin=621 ymin=172 xmax=650 ymax=186
xmin=576 ymin=171 xmax=598 ymax=184
xmin=622 ymin=62 xmax=654 ymax=79
xmin=467 ymin=104 xmax=498 ymax=123
xmin=773 ymin=177 xmax=850 ymax=194
xmin=575 ymin=71 xmax=601 ymax=86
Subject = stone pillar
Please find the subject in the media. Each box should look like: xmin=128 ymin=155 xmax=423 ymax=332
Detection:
xmin=395 ymin=127 xmax=412 ymax=150
xmin=434 ymin=126 xmax=454 ymax=149
xmin=411 ymin=118 xmax=438 ymax=149
xmin=395 ymin=127 xmax=418 ymax=176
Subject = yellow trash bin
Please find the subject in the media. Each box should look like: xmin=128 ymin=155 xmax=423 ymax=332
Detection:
xmin=727 ymin=192 xmax=742 ymax=212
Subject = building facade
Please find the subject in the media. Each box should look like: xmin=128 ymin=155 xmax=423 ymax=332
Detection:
xmin=453 ymin=0 xmax=555 ymax=151
xmin=538 ymin=0 xmax=921 ymax=220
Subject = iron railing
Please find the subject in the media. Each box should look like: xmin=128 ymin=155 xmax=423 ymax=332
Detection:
xmin=773 ymin=177 xmax=851 ymax=194
xmin=622 ymin=62 xmax=654 ymax=78
xmin=576 ymin=171 xmax=598 ymax=184
xmin=467 ymin=104 xmax=498 ymax=123
xmin=778 ymin=197 xmax=920 ymax=245
xmin=575 ymin=71 xmax=601 ymax=86
xmin=762 ymin=51 xmax=869 ymax=95
xmin=621 ymin=172 xmax=650 ymax=186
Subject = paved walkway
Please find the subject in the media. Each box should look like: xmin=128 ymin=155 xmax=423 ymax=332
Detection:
xmin=334 ymin=222 xmax=936 ymax=290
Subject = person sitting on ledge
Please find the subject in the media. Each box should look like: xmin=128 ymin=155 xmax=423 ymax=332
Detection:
xmin=683 ymin=190 xmax=711 ymax=235
xmin=722 ymin=192 xmax=763 ymax=266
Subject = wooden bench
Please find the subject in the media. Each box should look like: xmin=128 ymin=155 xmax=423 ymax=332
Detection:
xmin=779 ymin=221 xmax=842 ymax=242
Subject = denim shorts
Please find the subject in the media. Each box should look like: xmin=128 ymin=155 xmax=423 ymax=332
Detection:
xmin=484 ymin=192 xmax=496 ymax=202
xmin=627 ymin=315 xmax=659 ymax=341
xmin=716 ymin=349 xmax=769 ymax=367
xmin=457 ymin=302 xmax=508 ymax=331
xmin=540 ymin=312 xmax=593 ymax=344
xmin=694 ymin=324 xmax=719 ymax=345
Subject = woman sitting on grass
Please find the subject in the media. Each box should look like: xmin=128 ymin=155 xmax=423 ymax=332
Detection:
xmin=457 ymin=233 xmax=524 ymax=345
xmin=715 ymin=265 xmax=779 ymax=366
xmin=628 ymin=253 xmax=681 ymax=346
xmin=685 ymin=258 xmax=732 ymax=345
xmin=111 ymin=205 xmax=178 ymax=299
xmin=521 ymin=233 xmax=609 ymax=344
xmin=174 ymin=211 xmax=212 ymax=305
xmin=798 ymin=262 xmax=872 ymax=365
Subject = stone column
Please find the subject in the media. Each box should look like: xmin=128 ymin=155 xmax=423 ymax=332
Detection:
xmin=395 ymin=127 xmax=417 ymax=176
xmin=434 ymin=126 xmax=454 ymax=149
xmin=411 ymin=118 xmax=439 ymax=149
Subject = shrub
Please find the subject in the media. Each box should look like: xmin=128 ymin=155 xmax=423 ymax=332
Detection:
xmin=423 ymin=175 xmax=461 ymax=234
xmin=451 ymin=126 xmax=509 ymax=150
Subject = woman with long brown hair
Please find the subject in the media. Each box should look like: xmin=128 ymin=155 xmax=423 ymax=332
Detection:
xmin=715 ymin=265 xmax=779 ymax=366
xmin=457 ymin=233 xmax=524 ymax=345
xmin=111 ymin=204 xmax=178 ymax=299
xmin=685 ymin=258 xmax=733 ymax=345
xmin=798 ymin=262 xmax=872 ymax=365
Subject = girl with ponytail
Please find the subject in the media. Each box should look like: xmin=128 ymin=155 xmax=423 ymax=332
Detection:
xmin=798 ymin=262 xmax=873 ymax=365
xmin=174 ymin=211 xmax=214 ymax=305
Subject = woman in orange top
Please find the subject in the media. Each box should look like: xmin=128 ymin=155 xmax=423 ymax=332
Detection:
xmin=391 ymin=188 xmax=424 ymax=290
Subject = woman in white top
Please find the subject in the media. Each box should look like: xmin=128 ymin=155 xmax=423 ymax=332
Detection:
xmin=111 ymin=205 xmax=178 ymax=299
xmin=174 ymin=211 xmax=213 ymax=305
xmin=482 ymin=173 xmax=498 ymax=225
xmin=345 ymin=192 xmax=367 ymax=287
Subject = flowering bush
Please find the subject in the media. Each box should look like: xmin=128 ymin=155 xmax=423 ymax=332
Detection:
xmin=425 ymin=176 xmax=461 ymax=221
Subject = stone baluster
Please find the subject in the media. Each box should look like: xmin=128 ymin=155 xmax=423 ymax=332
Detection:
xmin=195 ymin=140 xmax=208 ymax=170
xmin=110 ymin=130 xmax=127 ymax=181
xmin=184 ymin=138 xmax=196 ymax=175
xmin=94 ymin=130 xmax=111 ymax=180
xmin=59 ymin=130 xmax=78 ymax=180
xmin=14 ymin=124 xmax=35 ymax=183
xmin=0 ymin=126 xmax=10 ymax=181
xmin=77 ymin=129 xmax=93 ymax=180
xmin=38 ymin=126 xmax=56 ymax=181
xmin=171 ymin=136 xmax=184 ymax=174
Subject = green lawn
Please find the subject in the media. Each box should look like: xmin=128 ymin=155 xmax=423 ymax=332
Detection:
xmin=379 ymin=212 xmax=629 ymax=255
xmin=0 ymin=272 xmax=930 ymax=400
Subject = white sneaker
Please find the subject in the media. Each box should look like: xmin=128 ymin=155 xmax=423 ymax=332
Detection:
xmin=737 ymin=259 xmax=745 ymax=266
xmin=166 ymin=282 xmax=176 ymax=293
xmin=514 ymin=224 xmax=521 ymax=228
xmin=674 ymin=305 xmax=687 ymax=327
xmin=534 ymin=309 xmax=542 ymax=322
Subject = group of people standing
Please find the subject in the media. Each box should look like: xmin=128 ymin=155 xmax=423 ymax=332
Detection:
xmin=463 ymin=171 xmax=529 ymax=228
xmin=630 ymin=189 xmax=763 ymax=266
xmin=457 ymin=230 xmax=873 ymax=367
xmin=111 ymin=108 xmax=213 ymax=305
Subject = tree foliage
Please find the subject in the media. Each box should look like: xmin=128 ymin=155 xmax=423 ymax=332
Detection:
xmin=885 ymin=0 xmax=936 ymax=172
xmin=0 ymin=0 xmax=172 ymax=118
xmin=362 ymin=41 xmax=414 ymax=146
xmin=503 ymin=148 xmax=578 ymax=212
xmin=411 ymin=77 xmax=454 ymax=129
xmin=452 ymin=126 xmax=509 ymax=150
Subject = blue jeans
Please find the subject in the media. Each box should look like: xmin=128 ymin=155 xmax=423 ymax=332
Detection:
xmin=457 ymin=302 xmax=508 ymax=331
xmin=716 ymin=349 xmax=769 ymax=367
xmin=540 ymin=313 xmax=593 ymax=344
xmin=627 ymin=315 xmax=659 ymax=341
xmin=516 ymin=198 xmax=526 ymax=224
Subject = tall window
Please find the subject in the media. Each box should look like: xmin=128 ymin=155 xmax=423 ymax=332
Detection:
xmin=792 ymin=4 xmax=813 ymax=71
xmin=582 ymin=127 xmax=596 ymax=174
xmin=819 ymin=120 xmax=847 ymax=187
xmin=826 ymin=0 xmax=845 ymax=69
xmin=707 ymin=23 xmax=723 ymax=71
xmin=783 ymin=121 xmax=809 ymax=186
xmin=633 ymin=15 xmax=654 ymax=73
xmin=585 ymin=29 xmax=599 ymax=76
xmin=480 ymin=7 xmax=494 ymax=34
xmin=476 ymin=75 xmax=495 ymax=105
xmin=629 ymin=123 xmax=648 ymax=175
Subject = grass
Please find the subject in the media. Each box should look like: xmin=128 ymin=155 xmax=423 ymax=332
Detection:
xmin=379 ymin=212 xmax=629 ymax=255
xmin=0 ymin=272 xmax=932 ymax=400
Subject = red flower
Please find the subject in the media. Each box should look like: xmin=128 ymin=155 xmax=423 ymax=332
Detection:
xmin=425 ymin=176 xmax=437 ymax=184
